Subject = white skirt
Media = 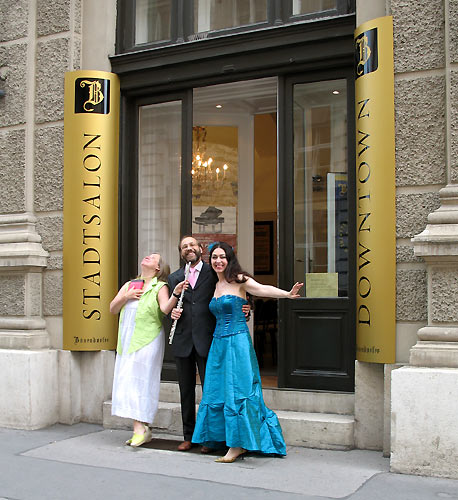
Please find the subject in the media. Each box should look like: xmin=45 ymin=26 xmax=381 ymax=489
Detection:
xmin=111 ymin=299 xmax=165 ymax=423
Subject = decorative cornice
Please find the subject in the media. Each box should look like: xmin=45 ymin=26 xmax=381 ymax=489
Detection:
xmin=110 ymin=15 xmax=355 ymax=93
xmin=413 ymin=185 xmax=458 ymax=259
xmin=410 ymin=341 xmax=458 ymax=368
xmin=0 ymin=331 xmax=49 ymax=350
xmin=417 ymin=326 xmax=458 ymax=342
xmin=0 ymin=213 xmax=48 ymax=269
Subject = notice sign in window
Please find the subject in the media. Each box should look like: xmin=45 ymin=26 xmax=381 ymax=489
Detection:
xmin=306 ymin=273 xmax=338 ymax=298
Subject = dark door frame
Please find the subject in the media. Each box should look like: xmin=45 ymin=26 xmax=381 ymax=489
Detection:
xmin=278 ymin=67 xmax=356 ymax=391
xmin=115 ymin=15 xmax=355 ymax=281
xmin=111 ymin=15 xmax=355 ymax=96
xmin=113 ymin=15 xmax=356 ymax=387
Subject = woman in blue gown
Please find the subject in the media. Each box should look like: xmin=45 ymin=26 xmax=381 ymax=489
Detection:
xmin=192 ymin=242 xmax=303 ymax=463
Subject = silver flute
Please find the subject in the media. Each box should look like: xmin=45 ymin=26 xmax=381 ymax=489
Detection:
xmin=168 ymin=262 xmax=191 ymax=345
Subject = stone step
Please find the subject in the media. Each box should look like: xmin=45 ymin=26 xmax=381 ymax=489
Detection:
xmin=276 ymin=410 xmax=354 ymax=450
xmin=103 ymin=400 xmax=184 ymax=436
xmin=158 ymin=381 xmax=354 ymax=415
xmin=103 ymin=400 xmax=355 ymax=451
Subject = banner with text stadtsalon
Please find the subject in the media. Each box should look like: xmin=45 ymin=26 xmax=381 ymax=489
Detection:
xmin=355 ymin=16 xmax=396 ymax=363
xmin=63 ymin=70 xmax=119 ymax=351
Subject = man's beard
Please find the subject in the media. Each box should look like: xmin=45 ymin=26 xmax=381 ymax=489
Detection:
xmin=183 ymin=249 xmax=201 ymax=264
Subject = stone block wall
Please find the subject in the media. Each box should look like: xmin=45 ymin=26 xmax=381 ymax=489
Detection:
xmin=391 ymin=0 xmax=446 ymax=362
xmin=390 ymin=0 xmax=458 ymax=478
xmin=355 ymin=0 xmax=451 ymax=458
xmin=0 ymin=129 xmax=26 ymax=213
xmin=0 ymin=0 xmax=81 ymax=429
xmin=34 ymin=3 xmax=81 ymax=346
xmin=0 ymin=0 xmax=118 ymax=430
xmin=451 ymin=70 xmax=458 ymax=182
xmin=0 ymin=0 xmax=81 ymax=348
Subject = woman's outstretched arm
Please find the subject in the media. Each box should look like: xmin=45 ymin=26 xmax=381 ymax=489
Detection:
xmin=242 ymin=276 xmax=303 ymax=299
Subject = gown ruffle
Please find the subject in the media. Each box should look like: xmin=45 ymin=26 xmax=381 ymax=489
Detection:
xmin=192 ymin=294 xmax=286 ymax=455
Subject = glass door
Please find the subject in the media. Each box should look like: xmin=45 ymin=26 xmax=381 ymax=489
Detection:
xmin=278 ymin=71 xmax=355 ymax=391
xmin=119 ymin=91 xmax=192 ymax=381
xmin=293 ymin=79 xmax=349 ymax=297
xmin=191 ymin=78 xmax=278 ymax=385
xmin=138 ymin=100 xmax=183 ymax=271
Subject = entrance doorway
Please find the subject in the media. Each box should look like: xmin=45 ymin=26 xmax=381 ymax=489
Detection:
xmin=191 ymin=78 xmax=279 ymax=386
xmin=131 ymin=70 xmax=355 ymax=392
xmin=115 ymin=0 xmax=357 ymax=392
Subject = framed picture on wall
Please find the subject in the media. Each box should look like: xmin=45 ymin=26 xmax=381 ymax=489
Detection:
xmin=254 ymin=221 xmax=273 ymax=275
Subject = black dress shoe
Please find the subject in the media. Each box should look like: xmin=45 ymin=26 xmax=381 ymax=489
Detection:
xmin=200 ymin=446 xmax=212 ymax=454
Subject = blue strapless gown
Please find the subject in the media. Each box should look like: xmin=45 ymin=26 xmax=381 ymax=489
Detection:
xmin=191 ymin=295 xmax=286 ymax=455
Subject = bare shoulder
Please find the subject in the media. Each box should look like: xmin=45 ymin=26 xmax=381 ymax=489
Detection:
xmin=114 ymin=281 xmax=129 ymax=297
xmin=239 ymin=276 xmax=257 ymax=290
xmin=244 ymin=275 xmax=257 ymax=283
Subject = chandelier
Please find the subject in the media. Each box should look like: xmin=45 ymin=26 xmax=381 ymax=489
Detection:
xmin=191 ymin=126 xmax=229 ymax=190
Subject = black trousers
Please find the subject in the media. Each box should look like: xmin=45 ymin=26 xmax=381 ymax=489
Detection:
xmin=175 ymin=348 xmax=207 ymax=441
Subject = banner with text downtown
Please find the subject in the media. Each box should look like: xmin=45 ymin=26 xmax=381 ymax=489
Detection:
xmin=355 ymin=17 xmax=396 ymax=363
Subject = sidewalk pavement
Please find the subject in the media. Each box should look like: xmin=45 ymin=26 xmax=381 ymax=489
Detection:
xmin=1 ymin=423 xmax=458 ymax=500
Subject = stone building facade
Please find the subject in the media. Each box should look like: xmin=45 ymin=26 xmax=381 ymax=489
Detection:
xmin=0 ymin=0 xmax=457 ymax=479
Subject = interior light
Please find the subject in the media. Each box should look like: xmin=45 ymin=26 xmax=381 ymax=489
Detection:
xmin=216 ymin=104 xmax=222 ymax=108
xmin=332 ymin=90 xmax=340 ymax=95
xmin=192 ymin=125 xmax=229 ymax=190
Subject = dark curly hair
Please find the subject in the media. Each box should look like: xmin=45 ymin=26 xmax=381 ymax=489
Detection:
xmin=209 ymin=241 xmax=251 ymax=284
xmin=209 ymin=241 xmax=253 ymax=309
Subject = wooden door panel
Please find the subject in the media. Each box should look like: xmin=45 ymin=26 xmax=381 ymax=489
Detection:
xmin=292 ymin=312 xmax=346 ymax=371
xmin=281 ymin=300 xmax=354 ymax=391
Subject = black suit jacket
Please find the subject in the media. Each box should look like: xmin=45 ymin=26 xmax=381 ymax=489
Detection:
xmin=167 ymin=262 xmax=217 ymax=358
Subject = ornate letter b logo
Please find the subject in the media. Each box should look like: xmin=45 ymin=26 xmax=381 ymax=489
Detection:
xmin=355 ymin=29 xmax=378 ymax=79
xmin=74 ymin=78 xmax=110 ymax=114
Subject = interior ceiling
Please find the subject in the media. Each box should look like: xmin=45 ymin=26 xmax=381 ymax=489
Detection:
xmin=192 ymin=76 xmax=346 ymax=115
xmin=193 ymin=77 xmax=278 ymax=115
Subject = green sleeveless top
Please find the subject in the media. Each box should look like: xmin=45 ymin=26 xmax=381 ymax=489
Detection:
xmin=117 ymin=277 xmax=167 ymax=355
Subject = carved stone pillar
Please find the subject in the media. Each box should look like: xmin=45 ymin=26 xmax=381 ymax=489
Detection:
xmin=391 ymin=185 xmax=458 ymax=479
xmin=410 ymin=185 xmax=458 ymax=367
xmin=0 ymin=213 xmax=49 ymax=349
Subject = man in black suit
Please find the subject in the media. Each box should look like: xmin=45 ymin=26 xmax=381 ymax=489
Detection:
xmin=168 ymin=236 xmax=217 ymax=452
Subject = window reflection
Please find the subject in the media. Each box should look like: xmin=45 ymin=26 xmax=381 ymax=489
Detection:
xmin=135 ymin=0 xmax=171 ymax=44
xmin=138 ymin=101 xmax=182 ymax=271
xmin=194 ymin=0 xmax=267 ymax=33
xmin=292 ymin=0 xmax=336 ymax=15
xmin=293 ymin=80 xmax=348 ymax=297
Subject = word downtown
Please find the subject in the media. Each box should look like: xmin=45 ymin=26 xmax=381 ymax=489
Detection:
xmin=357 ymin=98 xmax=372 ymax=328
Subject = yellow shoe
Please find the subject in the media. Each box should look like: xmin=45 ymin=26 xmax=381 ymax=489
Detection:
xmin=130 ymin=426 xmax=152 ymax=447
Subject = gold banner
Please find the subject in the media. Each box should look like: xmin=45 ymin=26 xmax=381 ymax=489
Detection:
xmin=63 ymin=70 xmax=120 ymax=350
xmin=355 ymin=17 xmax=396 ymax=363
